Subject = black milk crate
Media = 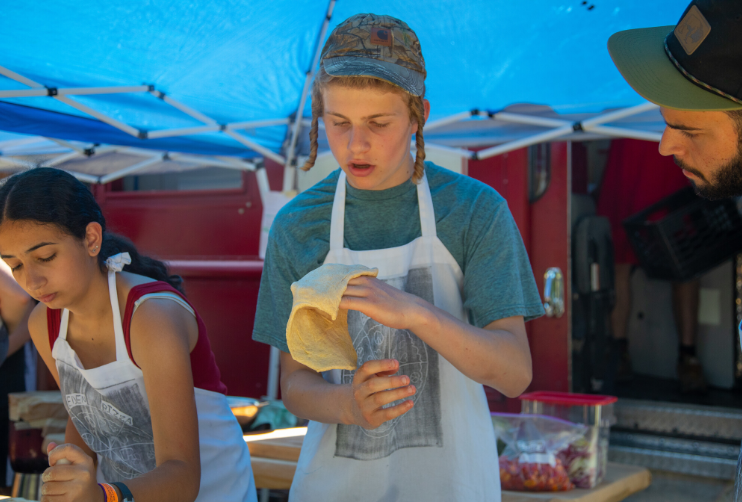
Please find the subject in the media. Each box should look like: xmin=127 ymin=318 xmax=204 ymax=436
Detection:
xmin=623 ymin=186 xmax=742 ymax=282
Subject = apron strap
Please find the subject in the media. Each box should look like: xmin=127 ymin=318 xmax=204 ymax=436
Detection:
xmin=417 ymin=173 xmax=437 ymax=239
xmin=329 ymin=170 xmax=347 ymax=251
xmin=108 ymin=270 xmax=130 ymax=362
xmin=58 ymin=309 xmax=70 ymax=341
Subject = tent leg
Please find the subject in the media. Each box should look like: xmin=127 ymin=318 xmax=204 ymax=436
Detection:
xmin=266 ymin=346 xmax=280 ymax=400
xmin=283 ymin=0 xmax=337 ymax=192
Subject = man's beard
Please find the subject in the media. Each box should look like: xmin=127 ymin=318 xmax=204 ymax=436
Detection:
xmin=674 ymin=145 xmax=742 ymax=200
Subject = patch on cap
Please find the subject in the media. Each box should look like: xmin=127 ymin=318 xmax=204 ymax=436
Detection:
xmin=370 ymin=27 xmax=393 ymax=47
xmin=674 ymin=5 xmax=711 ymax=56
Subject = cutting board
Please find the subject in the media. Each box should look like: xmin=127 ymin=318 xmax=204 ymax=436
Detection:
xmin=244 ymin=428 xmax=651 ymax=500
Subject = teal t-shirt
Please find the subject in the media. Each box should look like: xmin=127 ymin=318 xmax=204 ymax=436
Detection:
xmin=253 ymin=161 xmax=544 ymax=352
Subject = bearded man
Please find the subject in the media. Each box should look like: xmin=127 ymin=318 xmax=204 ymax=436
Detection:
xmin=608 ymin=0 xmax=742 ymax=496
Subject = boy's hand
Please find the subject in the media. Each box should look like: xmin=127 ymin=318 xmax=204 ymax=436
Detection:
xmin=340 ymin=276 xmax=428 ymax=332
xmin=346 ymin=359 xmax=416 ymax=429
xmin=41 ymin=442 xmax=103 ymax=502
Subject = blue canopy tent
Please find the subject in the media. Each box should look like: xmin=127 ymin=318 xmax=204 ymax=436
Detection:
xmin=0 ymin=0 xmax=686 ymax=190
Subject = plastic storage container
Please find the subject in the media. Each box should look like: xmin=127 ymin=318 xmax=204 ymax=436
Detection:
xmin=623 ymin=186 xmax=742 ymax=282
xmin=519 ymin=391 xmax=617 ymax=489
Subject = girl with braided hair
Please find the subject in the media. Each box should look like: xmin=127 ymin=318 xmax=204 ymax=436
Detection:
xmin=253 ymin=13 xmax=543 ymax=501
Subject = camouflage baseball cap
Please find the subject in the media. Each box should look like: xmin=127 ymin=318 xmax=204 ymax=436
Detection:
xmin=320 ymin=13 xmax=426 ymax=96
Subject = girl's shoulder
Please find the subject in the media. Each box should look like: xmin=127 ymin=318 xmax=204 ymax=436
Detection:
xmin=28 ymin=301 xmax=50 ymax=346
xmin=115 ymin=271 xmax=161 ymax=311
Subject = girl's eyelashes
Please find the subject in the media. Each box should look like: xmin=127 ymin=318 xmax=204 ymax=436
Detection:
xmin=39 ymin=253 xmax=56 ymax=263
xmin=370 ymin=122 xmax=389 ymax=128
xmin=10 ymin=263 xmax=21 ymax=272
xmin=681 ymin=130 xmax=697 ymax=139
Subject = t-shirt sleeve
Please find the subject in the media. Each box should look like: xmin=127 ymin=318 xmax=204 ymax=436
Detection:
xmin=463 ymin=196 xmax=545 ymax=327
xmin=252 ymin=218 xmax=297 ymax=353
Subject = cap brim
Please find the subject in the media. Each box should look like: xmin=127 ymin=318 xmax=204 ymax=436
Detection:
xmin=322 ymin=57 xmax=425 ymax=97
xmin=608 ymin=26 xmax=742 ymax=111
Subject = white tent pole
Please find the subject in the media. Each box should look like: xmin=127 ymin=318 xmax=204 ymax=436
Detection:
xmin=415 ymin=141 xmax=474 ymax=159
xmin=283 ymin=0 xmax=337 ymax=192
xmin=0 ymin=86 xmax=150 ymax=98
xmin=581 ymin=101 xmax=659 ymax=128
xmin=153 ymin=91 xmax=286 ymax=163
xmin=266 ymin=347 xmax=280 ymax=400
xmin=255 ymin=167 xmax=270 ymax=204
xmin=147 ymin=125 xmax=220 ymax=139
xmin=0 ymin=157 xmax=35 ymax=169
xmin=491 ymin=112 xmax=572 ymax=128
xmin=66 ymin=171 xmax=101 ymax=184
xmin=99 ymin=155 xmax=164 ymax=184
xmin=223 ymin=129 xmax=286 ymax=165
xmin=586 ymin=125 xmax=662 ymax=142
xmin=46 ymin=138 xmax=89 ymax=154
xmin=40 ymin=151 xmax=82 ymax=167
xmin=477 ymin=124 xmax=575 ymax=160
xmin=0 ymin=65 xmax=44 ymax=88
xmin=228 ymin=118 xmax=290 ymax=130
xmin=152 ymin=91 xmax=218 ymax=126
xmin=168 ymin=153 xmax=256 ymax=171
xmin=425 ymin=111 xmax=475 ymax=132
xmin=54 ymin=95 xmax=141 ymax=137
xmin=0 ymin=89 xmax=50 ymax=98
xmin=0 ymin=66 xmax=143 ymax=138
xmin=57 ymin=86 xmax=150 ymax=96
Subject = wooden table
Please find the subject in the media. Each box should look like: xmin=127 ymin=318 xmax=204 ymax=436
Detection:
xmin=244 ymin=428 xmax=652 ymax=500
xmin=501 ymin=464 xmax=651 ymax=502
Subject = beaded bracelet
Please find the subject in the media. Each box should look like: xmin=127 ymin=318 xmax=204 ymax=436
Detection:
xmin=112 ymin=481 xmax=135 ymax=502
xmin=99 ymin=483 xmax=118 ymax=502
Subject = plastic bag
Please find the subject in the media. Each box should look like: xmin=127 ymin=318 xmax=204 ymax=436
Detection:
xmin=492 ymin=413 xmax=588 ymax=492
xmin=557 ymin=425 xmax=609 ymax=489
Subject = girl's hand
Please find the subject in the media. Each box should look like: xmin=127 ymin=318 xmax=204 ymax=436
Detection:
xmin=346 ymin=359 xmax=416 ymax=429
xmin=41 ymin=442 xmax=103 ymax=502
xmin=340 ymin=276 xmax=428 ymax=331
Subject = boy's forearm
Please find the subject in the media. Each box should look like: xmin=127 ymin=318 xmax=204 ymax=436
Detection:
xmin=282 ymin=369 xmax=352 ymax=425
xmin=410 ymin=303 xmax=532 ymax=396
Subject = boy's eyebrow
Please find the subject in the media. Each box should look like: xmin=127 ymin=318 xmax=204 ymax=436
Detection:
xmin=665 ymin=121 xmax=703 ymax=132
xmin=1 ymin=241 xmax=57 ymax=259
xmin=326 ymin=112 xmax=398 ymax=120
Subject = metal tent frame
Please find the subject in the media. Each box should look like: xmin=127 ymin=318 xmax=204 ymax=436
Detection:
xmin=0 ymin=0 xmax=664 ymax=191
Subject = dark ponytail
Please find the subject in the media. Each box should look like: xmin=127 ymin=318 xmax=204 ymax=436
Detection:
xmin=0 ymin=168 xmax=184 ymax=294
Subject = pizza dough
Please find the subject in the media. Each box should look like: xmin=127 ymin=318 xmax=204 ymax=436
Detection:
xmin=287 ymin=263 xmax=378 ymax=372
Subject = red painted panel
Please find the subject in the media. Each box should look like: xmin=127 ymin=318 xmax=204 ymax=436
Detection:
xmin=93 ymin=173 xmax=270 ymax=399
xmin=468 ymin=144 xmax=571 ymax=411
xmin=95 ymin=171 xmax=263 ymax=258
xmin=528 ymin=142 xmax=571 ymax=393
xmin=468 ymin=148 xmax=531 ymax=413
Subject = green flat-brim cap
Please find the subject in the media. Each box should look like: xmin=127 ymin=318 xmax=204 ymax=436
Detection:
xmin=608 ymin=25 xmax=742 ymax=111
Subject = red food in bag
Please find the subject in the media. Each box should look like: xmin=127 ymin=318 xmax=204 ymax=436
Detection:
xmin=499 ymin=456 xmax=573 ymax=492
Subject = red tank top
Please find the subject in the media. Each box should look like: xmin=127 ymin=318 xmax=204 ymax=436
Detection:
xmin=47 ymin=281 xmax=227 ymax=395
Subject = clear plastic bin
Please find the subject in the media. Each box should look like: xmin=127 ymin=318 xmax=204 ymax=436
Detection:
xmin=519 ymin=391 xmax=617 ymax=489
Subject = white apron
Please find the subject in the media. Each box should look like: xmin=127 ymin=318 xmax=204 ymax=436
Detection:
xmin=290 ymin=172 xmax=500 ymax=501
xmin=51 ymin=254 xmax=257 ymax=502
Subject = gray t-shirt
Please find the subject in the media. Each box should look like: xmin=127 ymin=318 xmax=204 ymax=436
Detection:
xmin=253 ymin=161 xmax=544 ymax=352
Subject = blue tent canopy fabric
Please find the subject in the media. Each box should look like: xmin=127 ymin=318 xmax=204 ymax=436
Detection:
xmin=0 ymin=1 xmax=686 ymax=160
